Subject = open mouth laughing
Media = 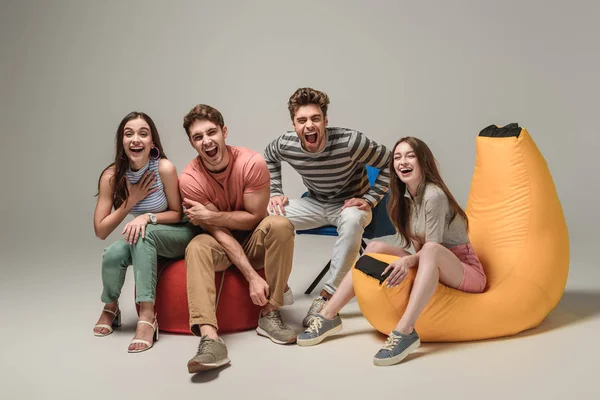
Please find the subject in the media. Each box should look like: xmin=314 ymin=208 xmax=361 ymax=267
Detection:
xmin=304 ymin=131 xmax=318 ymax=144
xmin=204 ymin=145 xmax=218 ymax=158
xmin=129 ymin=146 xmax=144 ymax=155
xmin=399 ymin=167 xmax=413 ymax=177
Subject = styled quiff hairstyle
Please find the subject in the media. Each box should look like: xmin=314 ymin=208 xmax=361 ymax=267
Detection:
xmin=287 ymin=87 xmax=330 ymax=120
xmin=183 ymin=104 xmax=225 ymax=137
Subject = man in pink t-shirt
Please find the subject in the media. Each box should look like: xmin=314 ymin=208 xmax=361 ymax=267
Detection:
xmin=179 ymin=104 xmax=296 ymax=374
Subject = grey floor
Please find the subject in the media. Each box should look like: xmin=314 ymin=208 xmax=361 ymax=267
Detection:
xmin=2 ymin=235 xmax=598 ymax=400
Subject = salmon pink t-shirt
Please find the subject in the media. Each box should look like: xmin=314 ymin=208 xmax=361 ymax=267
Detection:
xmin=179 ymin=146 xmax=270 ymax=212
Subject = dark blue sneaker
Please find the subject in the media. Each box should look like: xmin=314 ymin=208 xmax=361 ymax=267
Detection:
xmin=297 ymin=314 xmax=343 ymax=346
xmin=373 ymin=330 xmax=420 ymax=366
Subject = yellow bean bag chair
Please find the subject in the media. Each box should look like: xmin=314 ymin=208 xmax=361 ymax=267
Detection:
xmin=353 ymin=124 xmax=570 ymax=342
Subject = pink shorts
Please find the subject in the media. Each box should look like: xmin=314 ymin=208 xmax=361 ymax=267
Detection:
xmin=449 ymin=243 xmax=487 ymax=293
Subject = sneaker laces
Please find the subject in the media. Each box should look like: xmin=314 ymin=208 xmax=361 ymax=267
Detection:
xmin=197 ymin=336 xmax=215 ymax=355
xmin=381 ymin=332 xmax=401 ymax=351
xmin=309 ymin=297 xmax=326 ymax=314
xmin=266 ymin=310 xmax=287 ymax=330
xmin=305 ymin=317 xmax=323 ymax=334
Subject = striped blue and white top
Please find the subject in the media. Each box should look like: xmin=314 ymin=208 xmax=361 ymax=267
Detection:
xmin=264 ymin=127 xmax=392 ymax=207
xmin=125 ymin=158 xmax=168 ymax=216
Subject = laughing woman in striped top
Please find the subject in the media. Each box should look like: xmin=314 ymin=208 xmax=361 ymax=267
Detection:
xmin=93 ymin=112 xmax=198 ymax=353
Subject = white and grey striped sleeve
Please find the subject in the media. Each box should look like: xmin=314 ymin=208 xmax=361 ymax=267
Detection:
xmin=263 ymin=136 xmax=285 ymax=197
xmin=350 ymin=131 xmax=392 ymax=207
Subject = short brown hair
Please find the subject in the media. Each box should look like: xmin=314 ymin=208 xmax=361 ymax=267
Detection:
xmin=287 ymin=87 xmax=330 ymax=120
xmin=183 ymin=104 xmax=225 ymax=136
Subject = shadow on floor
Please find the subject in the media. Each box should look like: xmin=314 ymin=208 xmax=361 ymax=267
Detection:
xmin=419 ymin=289 xmax=600 ymax=356
xmin=514 ymin=289 xmax=600 ymax=337
xmin=342 ymin=289 xmax=600 ymax=359
xmin=191 ymin=363 xmax=231 ymax=383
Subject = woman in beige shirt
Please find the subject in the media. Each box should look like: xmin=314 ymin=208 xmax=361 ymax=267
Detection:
xmin=297 ymin=136 xmax=486 ymax=366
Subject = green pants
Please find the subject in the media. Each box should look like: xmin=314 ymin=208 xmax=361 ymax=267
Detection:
xmin=101 ymin=222 xmax=199 ymax=304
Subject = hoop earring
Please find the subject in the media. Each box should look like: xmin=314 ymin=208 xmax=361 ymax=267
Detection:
xmin=150 ymin=146 xmax=160 ymax=160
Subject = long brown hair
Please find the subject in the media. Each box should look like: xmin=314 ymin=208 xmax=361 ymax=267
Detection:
xmin=387 ymin=136 xmax=468 ymax=248
xmin=97 ymin=112 xmax=167 ymax=210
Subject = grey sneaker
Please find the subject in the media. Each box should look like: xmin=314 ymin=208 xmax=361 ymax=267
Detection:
xmin=256 ymin=310 xmax=297 ymax=344
xmin=302 ymin=296 xmax=327 ymax=327
xmin=373 ymin=330 xmax=421 ymax=366
xmin=187 ymin=336 xmax=231 ymax=373
xmin=297 ymin=313 xmax=343 ymax=346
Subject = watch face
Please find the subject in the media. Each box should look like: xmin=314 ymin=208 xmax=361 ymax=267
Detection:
xmin=150 ymin=214 xmax=157 ymax=223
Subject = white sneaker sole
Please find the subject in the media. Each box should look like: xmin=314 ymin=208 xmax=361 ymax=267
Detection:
xmin=373 ymin=339 xmax=421 ymax=366
xmin=187 ymin=357 xmax=231 ymax=373
xmin=297 ymin=323 xmax=343 ymax=347
xmin=256 ymin=327 xmax=297 ymax=345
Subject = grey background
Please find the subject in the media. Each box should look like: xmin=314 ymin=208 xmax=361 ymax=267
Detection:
xmin=0 ymin=1 xmax=598 ymax=398
xmin=1 ymin=0 xmax=597 ymax=268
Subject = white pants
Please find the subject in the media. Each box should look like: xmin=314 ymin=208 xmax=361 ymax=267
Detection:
xmin=272 ymin=195 xmax=372 ymax=295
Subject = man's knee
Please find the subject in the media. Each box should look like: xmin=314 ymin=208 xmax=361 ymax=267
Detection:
xmin=339 ymin=207 xmax=371 ymax=231
xmin=185 ymin=234 xmax=219 ymax=262
xmin=262 ymin=215 xmax=295 ymax=239
xmin=279 ymin=197 xmax=320 ymax=225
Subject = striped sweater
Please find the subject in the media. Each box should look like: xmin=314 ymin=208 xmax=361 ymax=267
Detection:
xmin=125 ymin=158 xmax=168 ymax=216
xmin=264 ymin=127 xmax=391 ymax=207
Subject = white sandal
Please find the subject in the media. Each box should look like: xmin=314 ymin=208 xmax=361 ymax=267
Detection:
xmin=128 ymin=315 xmax=159 ymax=353
xmin=93 ymin=307 xmax=121 ymax=337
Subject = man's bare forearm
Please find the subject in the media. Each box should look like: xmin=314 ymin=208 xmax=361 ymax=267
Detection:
xmin=208 ymin=226 xmax=259 ymax=281
xmin=212 ymin=210 xmax=266 ymax=231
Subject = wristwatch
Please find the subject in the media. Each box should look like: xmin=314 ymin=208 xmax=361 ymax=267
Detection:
xmin=147 ymin=213 xmax=157 ymax=224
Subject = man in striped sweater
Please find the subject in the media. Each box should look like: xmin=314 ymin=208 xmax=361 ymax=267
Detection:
xmin=264 ymin=87 xmax=392 ymax=327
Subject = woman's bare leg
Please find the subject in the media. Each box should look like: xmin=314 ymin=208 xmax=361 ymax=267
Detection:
xmin=319 ymin=241 xmax=412 ymax=319
xmin=319 ymin=269 xmax=355 ymax=319
xmin=395 ymin=242 xmax=464 ymax=334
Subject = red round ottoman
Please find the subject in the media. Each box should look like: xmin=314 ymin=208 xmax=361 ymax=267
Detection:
xmin=141 ymin=258 xmax=265 ymax=334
